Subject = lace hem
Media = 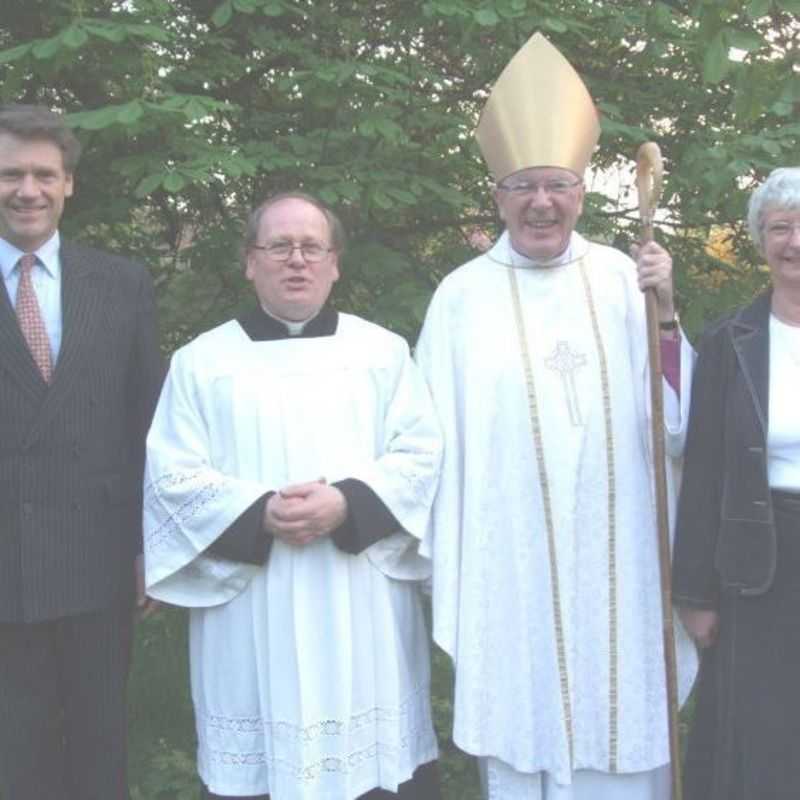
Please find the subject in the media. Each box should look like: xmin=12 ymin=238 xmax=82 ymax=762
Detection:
xmin=204 ymin=703 xmax=411 ymax=744
xmin=197 ymin=686 xmax=435 ymax=783
xmin=210 ymin=741 xmax=404 ymax=780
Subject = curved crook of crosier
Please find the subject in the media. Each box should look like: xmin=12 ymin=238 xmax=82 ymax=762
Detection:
xmin=636 ymin=141 xmax=664 ymax=234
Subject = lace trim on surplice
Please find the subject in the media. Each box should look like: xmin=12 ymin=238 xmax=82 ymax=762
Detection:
xmin=198 ymin=684 xmax=434 ymax=784
xmin=144 ymin=469 xmax=222 ymax=553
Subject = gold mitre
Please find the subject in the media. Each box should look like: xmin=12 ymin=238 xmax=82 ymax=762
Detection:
xmin=476 ymin=32 xmax=600 ymax=182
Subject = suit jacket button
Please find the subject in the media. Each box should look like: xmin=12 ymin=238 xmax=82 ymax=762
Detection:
xmin=22 ymin=503 xmax=33 ymax=515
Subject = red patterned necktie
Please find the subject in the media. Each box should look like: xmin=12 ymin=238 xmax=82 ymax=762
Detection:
xmin=15 ymin=253 xmax=53 ymax=383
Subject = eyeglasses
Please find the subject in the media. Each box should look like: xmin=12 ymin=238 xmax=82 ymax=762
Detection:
xmin=251 ymin=242 xmax=333 ymax=262
xmin=765 ymin=221 xmax=800 ymax=239
xmin=497 ymin=177 xmax=582 ymax=196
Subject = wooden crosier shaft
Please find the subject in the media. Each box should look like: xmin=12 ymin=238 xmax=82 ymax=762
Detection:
xmin=635 ymin=141 xmax=683 ymax=800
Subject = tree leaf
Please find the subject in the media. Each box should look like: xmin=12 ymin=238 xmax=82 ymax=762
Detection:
xmin=183 ymin=99 xmax=209 ymax=120
xmin=543 ymin=17 xmax=568 ymax=33
xmin=726 ymin=30 xmax=763 ymax=53
xmin=32 ymin=37 xmax=62 ymax=60
xmin=318 ymin=187 xmax=338 ymax=205
xmin=337 ymin=62 xmax=357 ymax=82
xmin=262 ymin=0 xmax=284 ymax=15
xmin=67 ymin=107 xmax=120 ymax=130
xmin=127 ymin=24 xmax=170 ymax=41
xmin=703 ymin=32 xmax=731 ymax=84
xmin=385 ymin=187 xmax=417 ymax=204
xmin=0 ymin=43 xmax=31 ymax=64
xmin=154 ymin=94 xmax=188 ymax=112
xmin=227 ymin=155 xmax=257 ymax=176
xmin=61 ymin=25 xmax=89 ymax=49
xmin=652 ymin=2 xmax=673 ymax=29
xmin=83 ymin=20 xmax=128 ymax=42
xmin=374 ymin=117 xmax=404 ymax=143
xmin=117 ymin=101 xmax=144 ymax=124
xmin=233 ymin=0 xmax=258 ymax=14
xmin=370 ymin=189 xmax=394 ymax=209
xmin=770 ymin=99 xmax=794 ymax=117
xmin=474 ymin=8 xmax=499 ymax=26
xmin=746 ymin=0 xmax=772 ymax=17
xmin=135 ymin=173 xmax=166 ymax=198
xmin=162 ymin=172 xmax=186 ymax=192
xmin=212 ymin=1 xmax=234 ymax=26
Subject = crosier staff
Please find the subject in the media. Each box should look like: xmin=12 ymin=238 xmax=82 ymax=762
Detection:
xmin=635 ymin=141 xmax=683 ymax=800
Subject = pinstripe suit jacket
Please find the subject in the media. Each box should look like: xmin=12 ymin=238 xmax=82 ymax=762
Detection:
xmin=0 ymin=240 xmax=163 ymax=623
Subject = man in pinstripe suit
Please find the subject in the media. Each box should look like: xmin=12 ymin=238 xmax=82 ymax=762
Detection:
xmin=0 ymin=105 xmax=163 ymax=799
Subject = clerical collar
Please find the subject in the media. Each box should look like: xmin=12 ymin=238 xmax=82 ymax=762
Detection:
xmin=485 ymin=231 xmax=590 ymax=269
xmin=237 ymin=304 xmax=338 ymax=341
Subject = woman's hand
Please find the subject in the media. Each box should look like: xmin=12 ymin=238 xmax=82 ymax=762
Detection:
xmin=678 ymin=607 xmax=719 ymax=649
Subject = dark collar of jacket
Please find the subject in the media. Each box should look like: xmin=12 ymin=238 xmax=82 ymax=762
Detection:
xmin=728 ymin=288 xmax=772 ymax=439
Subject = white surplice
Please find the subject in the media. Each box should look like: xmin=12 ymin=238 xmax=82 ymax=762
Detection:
xmin=144 ymin=312 xmax=442 ymax=799
xmin=415 ymin=232 xmax=698 ymax=795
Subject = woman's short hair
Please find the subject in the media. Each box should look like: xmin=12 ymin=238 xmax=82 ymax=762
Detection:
xmin=747 ymin=167 xmax=800 ymax=252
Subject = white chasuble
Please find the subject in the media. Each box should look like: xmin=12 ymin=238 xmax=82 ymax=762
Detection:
xmin=416 ymin=232 xmax=698 ymax=789
xmin=144 ymin=313 xmax=442 ymax=799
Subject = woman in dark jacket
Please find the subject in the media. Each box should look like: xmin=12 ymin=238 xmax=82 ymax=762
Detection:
xmin=673 ymin=167 xmax=800 ymax=800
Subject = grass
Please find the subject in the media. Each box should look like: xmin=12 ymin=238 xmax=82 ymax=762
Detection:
xmin=128 ymin=607 xmax=481 ymax=799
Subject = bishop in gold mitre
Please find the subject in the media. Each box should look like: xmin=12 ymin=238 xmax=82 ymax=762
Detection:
xmin=416 ymin=31 xmax=697 ymax=800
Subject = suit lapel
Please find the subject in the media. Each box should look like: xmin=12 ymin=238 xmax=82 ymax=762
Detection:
xmin=23 ymin=242 xmax=105 ymax=447
xmin=730 ymin=290 xmax=771 ymax=438
xmin=51 ymin=242 xmax=104 ymax=384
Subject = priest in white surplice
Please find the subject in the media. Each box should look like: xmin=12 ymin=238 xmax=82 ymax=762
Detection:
xmin=415 ymin=34 xmax=698 ymax=800
xmin=144 ymin=193 xmax=443 ymax=800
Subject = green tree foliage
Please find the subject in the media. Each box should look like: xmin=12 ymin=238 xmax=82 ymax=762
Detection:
xmin=1 ymin=1 xmax=797 ymax=342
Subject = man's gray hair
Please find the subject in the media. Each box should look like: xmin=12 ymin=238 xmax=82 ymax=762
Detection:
xmin=747 ymin=167 xmax=800 ymax=253
xmin=0 ymin=104 xmax=82 ymax=173
xmin=243 ymin=191 xmax=346 ymax=258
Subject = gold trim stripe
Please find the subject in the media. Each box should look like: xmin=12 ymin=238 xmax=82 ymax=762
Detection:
xmin=578 ymin=257 xmax=618 ymax=772
xmin=507 ymin=266 xmax=574 ymax=768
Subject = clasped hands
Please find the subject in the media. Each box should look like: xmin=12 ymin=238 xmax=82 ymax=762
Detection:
xmin=264 ymin=479 xmax=348 ymax=547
